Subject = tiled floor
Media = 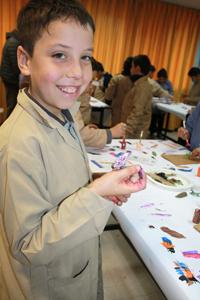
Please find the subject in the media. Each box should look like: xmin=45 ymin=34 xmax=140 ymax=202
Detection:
xmin=101 ymin=219 xmax=167 ymax=300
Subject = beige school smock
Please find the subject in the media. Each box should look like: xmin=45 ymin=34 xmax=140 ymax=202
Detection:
xmin=75 ymin=110 xmax=108 ymax=149
xmin=0 ymin=89 xmax=113 ymax=300
xmin=78 ymin=92 xmax=92 ymax=125
xmin=121 ymin=76 xmax=152 ymax=139
xmin=148 ymin=77 xmax=170 ymax=98
xmin=105 ymin=74 xmax=133 ymax=126
xmin=186 ymin=80 xmax=200 ymax=105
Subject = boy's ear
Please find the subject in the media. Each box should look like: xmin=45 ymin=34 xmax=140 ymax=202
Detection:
xmin=17 ymin=46 xmax=31 ymax=76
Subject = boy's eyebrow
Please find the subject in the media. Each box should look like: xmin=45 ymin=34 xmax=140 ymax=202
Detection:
xmin=52 ymin=43 xmax=93 ymax=52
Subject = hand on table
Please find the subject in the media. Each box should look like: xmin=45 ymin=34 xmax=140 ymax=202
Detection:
xmin=88 ymin=165 xmax=146 ymax=205
xmin=111 ymin=122 xmax=127 ymax=138
xmin=190 ymin=147 xmax=200 ymax=160
xmin=177 ymin=127 xmax=190 ymax=140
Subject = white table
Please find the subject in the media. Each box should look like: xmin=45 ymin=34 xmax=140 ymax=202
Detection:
xmin=89 ymin=96 xmax=111 ymax=128
xmin=156 ymin=102 xmax=194 ymax=140
xmin=156 ymin=103 xmax=194 ymax=120
xmin=87 ymin=139 xmax=200 ymax=300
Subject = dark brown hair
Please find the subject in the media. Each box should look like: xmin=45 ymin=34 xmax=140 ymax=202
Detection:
xmin=17 ymin=0 xmax=95 ymax=56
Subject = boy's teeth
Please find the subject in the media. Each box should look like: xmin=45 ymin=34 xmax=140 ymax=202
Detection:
xmin=59 ymin=86 xmax=77 ymax=93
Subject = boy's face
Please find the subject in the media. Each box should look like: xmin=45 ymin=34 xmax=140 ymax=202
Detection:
xmin=158 ymin=77 xmax=167 ymax=84
xmin=18 ymin=20 xmax=93 ymax=116
xmin=130 ymin=64 xmax=141 ymax=75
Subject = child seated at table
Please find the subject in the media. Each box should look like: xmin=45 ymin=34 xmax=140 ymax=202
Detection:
xmin=77 ymin=90 xmax=126 ymax=148
xmin=75 ymin=109 xmax=127 ymax=148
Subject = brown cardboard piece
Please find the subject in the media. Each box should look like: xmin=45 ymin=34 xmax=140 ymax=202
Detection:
xmin=162 ymin=154 xmax=200 ymax=165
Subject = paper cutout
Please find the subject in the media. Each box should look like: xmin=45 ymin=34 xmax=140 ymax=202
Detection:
xmin=161 ymin=237 xmax=175 ymax=253
xmin=112 ymin=151 xmax=131 ymax=170
xmin=193 ymin=224 xmax=200 ymax=233
xmin=160 ymin=226 xmax=185 ymax=238
xmin=149 ymin=225 xmax=155 ymax=229
xmin=174 ymin=261 xmax=199 ymax=286
xmin=175 ymin=192 xmax=187 ymax=198
xmin=91 ymin=160 xmax=103 ymax=168
xmin=140 ymin=203 xmax=154 ymax=208
xmin=152 ymin=213 xmax=172 ymax=217
xmin=182 ymin=251 xmax=200 ymax=259
xmin=192 ymin=209 xmax=200 ymax=224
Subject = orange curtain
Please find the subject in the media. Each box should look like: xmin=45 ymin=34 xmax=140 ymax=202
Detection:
xmin=1 ymin=0 xmax=200 ymax=99
xmin=0 ymin=0 xmax=27 ymax=52
xmin=82 ymin=0 xmax=200 ymax=97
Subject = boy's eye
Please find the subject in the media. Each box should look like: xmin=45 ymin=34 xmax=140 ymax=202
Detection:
xmin=81 ymin=55 xmax=92 ymax=63
xmin=52 ymin=53 xmax=66 ymax=60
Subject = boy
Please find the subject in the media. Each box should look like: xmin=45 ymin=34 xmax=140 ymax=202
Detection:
xmin=0 ymin=1 xmax=146 ymax=299
xmin=121 ymin=55 xmax=152 ymax=138
xmin=182 ymin=67 xmax=200 ymax=105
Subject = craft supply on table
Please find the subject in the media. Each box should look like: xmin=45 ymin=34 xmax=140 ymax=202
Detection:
xmin=147 ymin=169 xmax=192 ymax=191
xmin=175 ymin=192 xmax=187 ymax=198
xmin=162 ymin=153 xmax=200 ymax=165
xmin=135 ymin=131 xmax=144 ymax=151
xmin=90 ymin=160 xmax=103 ymax=168
xmin=160 ymin=226 xmax=185 ymax=238
xmin=161 ymin=237 xmax=175 ymax=253
xmin=177 ymin=165 xmax=193 ymax=172
xmin=120 ymin=136 xmax=126 ymax=150
xmin=194 ymin=224 xmax=200 ymax=233
xmin=139 ymin=130 xmax=143 ymax=144
xmin=112 ymin=151 xmax=132 ymax=170
xmin=192 ymin=209 xmax=200 ymax=224
xmin=174 ymin=261 xmax=199 ymax=286
xmin=182 ymin=251 xmax=200 ymax=259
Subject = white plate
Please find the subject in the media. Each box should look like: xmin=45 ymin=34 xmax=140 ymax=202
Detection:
xmin=147 ymin=169 xmax=193 ymax=191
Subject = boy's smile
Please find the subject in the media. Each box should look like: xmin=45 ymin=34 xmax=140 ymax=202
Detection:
xmin=18 ymin=19 xmax=93 ymax=118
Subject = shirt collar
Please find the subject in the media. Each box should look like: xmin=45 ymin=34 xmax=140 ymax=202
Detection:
xmin=25 ymin=88 xmax=74 ymax=126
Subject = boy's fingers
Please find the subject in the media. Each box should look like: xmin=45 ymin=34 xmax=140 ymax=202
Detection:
xmin=114 ymin=165 xmax=141 ymax=179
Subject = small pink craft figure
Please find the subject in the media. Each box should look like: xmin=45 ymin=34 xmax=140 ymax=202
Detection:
xmin=120 ymin=137 xmax=126 ymax=150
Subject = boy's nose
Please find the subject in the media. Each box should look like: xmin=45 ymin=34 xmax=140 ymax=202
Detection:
xmin=65 ymin=62 xmax=82 ymax=79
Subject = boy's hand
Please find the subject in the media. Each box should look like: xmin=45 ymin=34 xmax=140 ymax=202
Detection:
xmin=177 ymin=127 xmax=189 ymax=140
xmin=88 ymin=165 xmax=146 ymax=202
xmin=110 ymin=122 xmax=127 ymax=138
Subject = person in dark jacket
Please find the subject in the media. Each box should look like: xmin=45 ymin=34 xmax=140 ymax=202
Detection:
xmin=178 ymin=103 xmax=200 ymax=159
xmin=0 ymin=29 xmax=21 ymax=117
